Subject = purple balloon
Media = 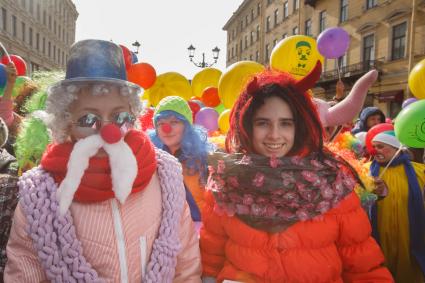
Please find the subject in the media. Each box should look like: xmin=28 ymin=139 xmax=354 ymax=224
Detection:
xmin=194 ymin=107 xmax=219 ymax=132
xmin=402 ymin=97 xmax=418 ymax=109
xmin=317 ymin=27 xmax=350 ymax=59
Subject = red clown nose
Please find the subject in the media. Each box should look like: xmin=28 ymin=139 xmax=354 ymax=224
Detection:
xmin=161 ymin=123 xmax=172 ymax=134
xmin=100 ymin=124 xmax=122 ymax=144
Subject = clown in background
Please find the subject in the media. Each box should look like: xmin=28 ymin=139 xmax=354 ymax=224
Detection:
xmin=149 ymin=96 xmax=213 ymax=224
xmin=367 ymin=126 xmax=425 ymax=283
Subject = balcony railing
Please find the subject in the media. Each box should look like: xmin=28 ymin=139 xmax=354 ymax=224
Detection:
xmin=319 ymin=58 xmax=384 ymax=82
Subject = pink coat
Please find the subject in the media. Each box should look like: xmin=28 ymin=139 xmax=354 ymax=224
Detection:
xmin=5 ymin=173 xmax=202 ymax=282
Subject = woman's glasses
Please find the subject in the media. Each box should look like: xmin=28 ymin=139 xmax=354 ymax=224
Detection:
xmin=74 ymin=111 xmax=136 ymax=133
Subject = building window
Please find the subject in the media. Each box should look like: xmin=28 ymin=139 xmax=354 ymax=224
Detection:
xmin=305 ymin=19 xmax=312 ymax=36
xmin=319 ymin=10 xmax=326 ymax=33
xmin=256 ymin=25 xmax=260 ymax=40
xmin=250 ymin=31 xmax=254 ymax=44
xmin=274 ymin=9 xmax=279 ymax=26
xmin=293 ymin=0 xmax=299 ymax=12
xmin=62 ymin=51 xmax=65 ymax=66
xmin=255 ymin=50 xmax=260 ymax=61
xmin=363 ymin=34 xmax=375 ymax=62
xmin=36 ymin=33 xmax=39 ymax=50
xmin=366 ymin=0 xmax=377 ymax=10
xmin=12 ymin=15 xmax=17 ymax=37
xmin=29 ymin=27 xmax=33 ymax=46
xmin=267 ymin=0 xmax=273 ymax=5
xmin=282 ymin=33 xmax=287 ymax=39
xmin=245 ymin=15 xmax=249 ymax=27
xmin=240 ymin=39 xmax=243 ymax=53
xmin=49 ymin=15 xmax=51 ymax=29
xmin=42 ymin=37 xmax=45 ymax=53
xmin=266 ymin=16 xmax=271 ymax=32
xmin=391 ymin=22 xmax=407 ymax=60
xmin=231 ymin=47 xmax=234 ymax=58
xmin=54 ymin=21 xmax=56 ymax=34
xmin=293 ymin=26 xmax=298 ymax=35
xmin=43 ymin=10 xmax=46 ymax=25
xmin=250 ymin=54 xmax=253 ymax=60
xmin=21 ymin=0 xmax=26 ymax=8
xmin=48 ymin=41 xmax=51 ymax=57
xmin=340 ymin=0 xmax=348 ymax=22
xmin=21 ymin=21 xmax=26 ymax=42
xmin=245 ymin=35 xmax=248 ymax=49
xmin=283 ymin=2 xmax=288 ymax=19
xmin=257 ymin=3 xmax=261 ymax=16
xmin=1 ymin=8 xmax=7 ymax=31
xmin=37 ymin=4 xmax=40 ymax=20
xmin=336 ymin=54 xmax=348 ymax=70
xmin=265 ymin=44 xmax=270 ymax=60
xmin=29 ymin=0 xmax=34 ymax=14
xmin=251 ymin=9 xmax=254 ymax=21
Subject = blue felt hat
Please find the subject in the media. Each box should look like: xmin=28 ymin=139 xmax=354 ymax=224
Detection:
xmin=49 ymin=39 xmax=140 ymax=91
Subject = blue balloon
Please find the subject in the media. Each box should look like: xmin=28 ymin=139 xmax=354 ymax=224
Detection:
xmin=0 ymin=64 xmax=7 ymax=88
xmin=131 ymin=52 xmax=138 ymax=64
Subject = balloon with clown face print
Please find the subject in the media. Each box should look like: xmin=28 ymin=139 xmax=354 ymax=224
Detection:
xmin=270 ymin=35 xmax=324 ymax=79
xmin=394 ymin=99 xmax=425 ymax=148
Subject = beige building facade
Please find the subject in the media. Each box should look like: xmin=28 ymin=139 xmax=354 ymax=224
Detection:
xmin=224 ymin=0 xmax=425 ymax=118
xmin=0 ymin=0 xmax=78 ymax=73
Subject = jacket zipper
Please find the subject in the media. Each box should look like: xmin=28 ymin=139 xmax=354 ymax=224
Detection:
xmin=111 ymin=199 xmax=129 ymax=283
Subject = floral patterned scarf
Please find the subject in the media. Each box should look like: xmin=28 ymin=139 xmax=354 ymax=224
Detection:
xmin=207 ymin=152 xmax=358 ymax=233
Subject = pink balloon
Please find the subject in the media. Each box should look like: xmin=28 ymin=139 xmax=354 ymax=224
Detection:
xmin=317 ymin=27 xmax=350 ymax=59
xmin=194 ymin=107 xmax=218 ymax=132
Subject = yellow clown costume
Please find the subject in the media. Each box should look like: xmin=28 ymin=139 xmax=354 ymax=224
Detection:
xmin=368 ymin=130 xmax=425 ymax=283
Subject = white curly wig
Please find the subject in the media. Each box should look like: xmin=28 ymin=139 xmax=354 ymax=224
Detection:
xmin=46 ymin=81 xmax=142 ymax=143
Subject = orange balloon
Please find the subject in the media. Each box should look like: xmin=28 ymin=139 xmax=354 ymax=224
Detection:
xmin=127 ymin=62 xmax=157 ymax=89
xmin=201 ymin=87 xmax=220 ymax=107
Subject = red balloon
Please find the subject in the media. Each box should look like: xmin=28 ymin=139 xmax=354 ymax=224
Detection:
xmin=1 ymin=55 xmax=27 ymax=76
xmin=365 ymin=123 xmax=394 ymax=154
xmin=138 ymin=107 xmax=155 ymax=131
xmin=201 ymin=87 xmax=221 ymax=107
xmin=188 ymin=100 xmax=201 ymax=121
xmin=119 ymin=45 xmax=133 ymax=70
xmin=127 ymin=62 xmax=157 ymax=89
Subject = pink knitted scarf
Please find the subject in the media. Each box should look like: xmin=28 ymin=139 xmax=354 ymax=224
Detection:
xmin=18 ymin=149 xmax=185 ymax=282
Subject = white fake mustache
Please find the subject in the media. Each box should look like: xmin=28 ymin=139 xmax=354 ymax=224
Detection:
xmin=56 ymin=134 xmax=138 ymax=215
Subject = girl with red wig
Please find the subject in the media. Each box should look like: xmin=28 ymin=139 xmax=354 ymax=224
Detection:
xmin=200 ymin=62 xmax=393 ymax=283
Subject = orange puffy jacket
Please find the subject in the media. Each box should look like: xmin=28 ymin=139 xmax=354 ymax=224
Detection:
xmin=200 ymin=191 xmax=393 ymax=283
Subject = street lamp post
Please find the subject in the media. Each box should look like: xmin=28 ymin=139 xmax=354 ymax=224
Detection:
xmin=187 ymin=44 xmax=220 ymax=68
xmin=132 ymin=40 xmax=141 ymax=54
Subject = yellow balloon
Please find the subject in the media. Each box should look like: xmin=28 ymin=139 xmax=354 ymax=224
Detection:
xmin=408 ymin=58 xmax=425 ymax=99
xmin=191 ymin=68 xmax=222 ymax=98
xmin=218 ymin=109 xmax=231 ymax=134
xmin=270 ymin=35 xmax=324 ymax=79
xmin=144 ymin=72 xmax=192 ymax=106
xmin=218 ymin=61 xmax=265 ymax=109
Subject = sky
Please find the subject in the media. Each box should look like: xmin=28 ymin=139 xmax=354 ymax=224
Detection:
xmin=71 ymin=0 xmax=241 ymax=80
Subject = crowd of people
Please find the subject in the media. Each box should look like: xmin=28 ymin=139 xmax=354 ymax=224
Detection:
xmin=0 ymin=38 xmax=424 ymax=283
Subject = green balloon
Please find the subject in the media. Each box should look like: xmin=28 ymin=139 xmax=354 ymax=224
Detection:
xmin=394 ymin=99 xmax=425 ymax=148
xmin=0 ymin=76 xmax=31 ymax=97
xmin=214 ymin=103 xmax=226 ymax=115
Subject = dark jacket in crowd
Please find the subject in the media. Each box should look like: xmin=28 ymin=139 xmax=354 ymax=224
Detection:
xmin=351 ymin=107 xmax=386 ymax=135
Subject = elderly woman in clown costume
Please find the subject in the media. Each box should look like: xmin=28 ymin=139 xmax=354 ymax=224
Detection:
xmin=200 ymin=62 xmax=393 ymax=282
xmin=4 ymin=39 xmax=201 ymax=282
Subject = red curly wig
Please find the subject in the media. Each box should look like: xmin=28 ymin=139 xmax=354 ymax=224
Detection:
xmin=225 ymin=61 xmax=324 ymax=157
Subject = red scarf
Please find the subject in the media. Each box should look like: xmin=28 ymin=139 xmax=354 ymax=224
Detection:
xmin=41 ymin=130 xmax=157 ymax=203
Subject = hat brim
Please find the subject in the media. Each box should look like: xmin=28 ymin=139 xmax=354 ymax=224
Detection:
xmin=47 ymin=77 xmax=142 ymax=95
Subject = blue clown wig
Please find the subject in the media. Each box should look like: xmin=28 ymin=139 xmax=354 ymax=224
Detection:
xmin=148 ymin=110 xmax=213 ymax=183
